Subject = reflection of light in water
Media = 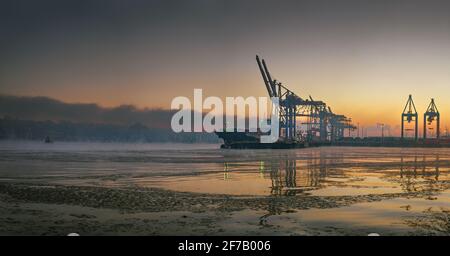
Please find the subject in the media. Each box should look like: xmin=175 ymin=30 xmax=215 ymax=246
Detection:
xmin=223 ymin=162 xmax=230 ymax=180
xmin=4 ymin=142 xmax=450 ymax=199
xmin=117 ymin=150 xmax=450 ymax=198
xmin=5 ymin=143 xmax=450 ymax=234
xmin=259 ymin=161 xmax=264 ymax=179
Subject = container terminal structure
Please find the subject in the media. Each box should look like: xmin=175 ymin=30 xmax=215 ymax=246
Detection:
xmin=216 ymin=55 xmax=356 ymax=149
xmin=338 ymin=95 xmax=449 ymax=148
xmin=215 ymin=56 xmax=450 ymax=149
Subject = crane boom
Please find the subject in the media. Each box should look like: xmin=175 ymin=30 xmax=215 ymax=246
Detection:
xmin=256 ymin=55 xmax=273 ymax=97
xmin=261 ymin=59 xmax=277 ymax=96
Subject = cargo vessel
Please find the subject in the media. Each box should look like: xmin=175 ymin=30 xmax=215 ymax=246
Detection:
xmin=215 ymin=55 xmax=355 ymax=149
xmin=215 ymin=131 xmax=311 ymax=149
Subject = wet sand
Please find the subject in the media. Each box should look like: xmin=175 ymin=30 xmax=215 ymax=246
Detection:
xmin=1 ymin=142 xmax=450 ymax=235
xmin=0 ymin=182 xmax=439 ymax=235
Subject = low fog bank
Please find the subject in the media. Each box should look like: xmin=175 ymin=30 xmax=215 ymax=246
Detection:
xmin=0 ymin=95 xmax=220 ymax=143
xmin=0 ymin=94 xmax=174 ymax=128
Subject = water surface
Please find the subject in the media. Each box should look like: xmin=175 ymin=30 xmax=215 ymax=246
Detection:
xmin=1 ymin=141 xmax=450 ymax=235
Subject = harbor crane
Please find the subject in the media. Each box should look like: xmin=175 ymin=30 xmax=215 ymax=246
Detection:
xmin=256 ymin=55 xmax=355 ymax=143
xmin=401 ymin=95 xmax=418 ymax=140
xmin=424 ymin=98 xmax=440 ymax=139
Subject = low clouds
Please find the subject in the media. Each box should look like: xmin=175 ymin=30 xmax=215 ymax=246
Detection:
xmin=0 ymin=94 xmax=174 ymax=128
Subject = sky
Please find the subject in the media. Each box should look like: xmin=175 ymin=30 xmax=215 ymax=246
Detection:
xmin=1 ymin=0 xmax=450 ymax=135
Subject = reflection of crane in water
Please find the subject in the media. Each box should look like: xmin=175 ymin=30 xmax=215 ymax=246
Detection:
xmin=223 ymin=162 xmax=230 ymax=180
xmin=258 ymin=153 xmax=345 ymax=225
xmin=265 ymin=150 xmax=346 ymax=196
xmin=399 ymin=154 xmax=441 ymax=193
xmin=269 ymin=160 xmax=298 ymax=196
xmin=266 ymin=152 xmax=345 ymax=196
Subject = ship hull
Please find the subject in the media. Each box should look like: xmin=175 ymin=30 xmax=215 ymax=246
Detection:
xmin=215 ymin=131 xmax=309 ymax=149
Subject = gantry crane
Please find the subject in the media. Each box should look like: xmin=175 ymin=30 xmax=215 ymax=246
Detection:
xmin=401 ymin=95 xmax=418 ymax=140
xmin=256 ymin=55 xmax=355 ymax=143
xmin=423 ymin=98 xmax=440 ymax=139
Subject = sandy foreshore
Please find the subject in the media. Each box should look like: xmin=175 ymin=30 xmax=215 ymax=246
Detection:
xmin=0 ymin=182 xmax=447 ymax=235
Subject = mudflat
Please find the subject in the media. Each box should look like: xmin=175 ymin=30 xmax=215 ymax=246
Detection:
xmin=1 ymin=142 xmax=450 ymax=235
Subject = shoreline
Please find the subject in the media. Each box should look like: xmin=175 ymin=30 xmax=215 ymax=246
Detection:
xmin=0 ymin=181 xmax=447 ymax=236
